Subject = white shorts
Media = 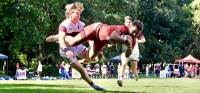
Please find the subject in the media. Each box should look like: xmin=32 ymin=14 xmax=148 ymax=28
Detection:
xmin=129 ymin=52 xmax=140 ymax=62
xmin=60 ymin=44 xmax=86 ymax=63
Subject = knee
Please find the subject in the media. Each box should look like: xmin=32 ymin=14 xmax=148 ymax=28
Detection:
xmin=121 ymin=63 xmax=126 ymax=67
xmin=132 ymin=70 xmax=137 ymax=74
xmin=89 ymin=55 xmax=98 ymax=60
xmin=92 ymin=57 xmax=99 ymax=63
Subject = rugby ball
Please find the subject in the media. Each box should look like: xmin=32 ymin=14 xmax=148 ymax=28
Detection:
xmin=121 ymin=35 xmax=128 ymax=52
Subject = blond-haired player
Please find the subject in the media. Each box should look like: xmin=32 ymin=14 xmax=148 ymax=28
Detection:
xmin=46 ymin=2 xmax=105 ymax=91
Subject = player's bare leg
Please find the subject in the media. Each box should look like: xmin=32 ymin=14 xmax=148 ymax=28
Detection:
xmin=117 ymin=52 xmax=128 ymax=87
xmin=130 ymin=60 xmax=139 ymax=81
xmin=71 ymin=61 xmax=106 ymax=91
xmin=88 ymin=41 xmax=101 ymax=59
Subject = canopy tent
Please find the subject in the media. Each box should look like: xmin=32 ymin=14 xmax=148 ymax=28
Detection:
xmin=109 ymin=55 xmax=121 ymax=62
xmin=175 ymin=55 xmax=200 ymax=64
xmin=0 ymin=53 xmax=8 ymax=75
xmin=0 ymin=53 xmax=8 ymax=59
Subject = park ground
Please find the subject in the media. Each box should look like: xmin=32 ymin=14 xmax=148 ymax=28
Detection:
xmin=0 ymin=77 xmax=200 ymax=93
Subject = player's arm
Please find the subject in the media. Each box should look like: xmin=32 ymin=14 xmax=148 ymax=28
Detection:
xmin=109 ymin=30 xmax=130 ymax=45
xmin=58 ymin=31 xmax=68 ymax=49
xmin=58 ymin=25 xmax=70 ymax=49
xmin=110 ymin=31 xmax=132 ymax=57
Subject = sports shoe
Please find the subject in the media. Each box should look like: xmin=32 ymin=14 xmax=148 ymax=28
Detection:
xmin=46 ymin=34 xmax=58 ymax=42
xmin=91 ymin=84 xmax=106 ymax=91
xmin=117 ymin=80 xmax=123 ymax=87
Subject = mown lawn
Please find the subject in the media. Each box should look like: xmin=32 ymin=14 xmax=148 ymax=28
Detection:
xmin=0 ymin=78 xmax=199 ymax=93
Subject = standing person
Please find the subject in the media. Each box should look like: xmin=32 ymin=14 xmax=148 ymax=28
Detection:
xmin=46 ymin=2 xmax=105 ymax=91
xmin=37 ymin=61 xmax=42 ymax=80
xmin=3 ymin=60 xmax=6 ymax=73
xmin=155 ymin=64 xmax=161 ymax=77
xmin=117 ymin=16 xmax=146 ymax=87
xmin=165 ymin=64 xmax=171 ymax=78
xmin=15 ymin=63 xmax=20 ymax=79
xmin=110 ymin=63 xmax=115 ymax=78
xmin=86 ymin=63 xmax=91 ymax=77
xmin=60 ymin=61 xmax=65 ymax=80
xmin=195 ymin=64 xmax=199 ymax=79
xmin=124 ymin=65 xmax=130 ymax=79
xmin=65 ymin=62 xmax=71 ymax=80
xmin=94 ymin=63 xmax=101 ymax=78
xmin=106 ymin=62 xmax=111 ymax=79
xmin=146 ymin=64 xmax=150 ymax=78
xmin=101 ymin=63 xmax=107 ymax=79
xmin=178 ymin=63 xmax=184 ymax=77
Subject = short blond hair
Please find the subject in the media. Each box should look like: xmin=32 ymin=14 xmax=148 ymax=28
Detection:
xmin=65 ymin=2 xmax=84 ymax=18
xmin=124 ymin=16 xmax=132 ymax=21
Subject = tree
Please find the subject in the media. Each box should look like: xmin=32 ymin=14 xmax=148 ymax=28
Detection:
xmin=139 ymin=0 xmax=195 ymax=64
xmin=190 ymin=0 xmax=200 ymax=58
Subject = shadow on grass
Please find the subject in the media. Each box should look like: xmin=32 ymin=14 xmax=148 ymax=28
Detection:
xmin=0 ymin=89 xmax=146 ymax=93
xmin=0 ymin=84 xmax=146 ymax=93
xmin=103 ymin=90 xmax=146 ymax=93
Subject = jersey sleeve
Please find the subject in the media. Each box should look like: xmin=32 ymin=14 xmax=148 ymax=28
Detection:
xmin=79 ymin=21 xmax=85 ymax=28
xmin=58 ymin=25 xmax=67 ymax=33
xmin=118 ymin=25 xmax=129 ymax=35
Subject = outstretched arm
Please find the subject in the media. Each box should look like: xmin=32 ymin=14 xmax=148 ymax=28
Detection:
xmin=109 ymin=31 xmax=130 ymax=44
xmin=109 ymin=31 xmax=132 ymax=57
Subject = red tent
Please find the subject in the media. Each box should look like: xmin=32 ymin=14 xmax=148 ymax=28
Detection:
xmin=175 ymin=55 xmax=200 ymax=63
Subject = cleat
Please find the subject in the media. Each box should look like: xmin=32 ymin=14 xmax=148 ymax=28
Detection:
xmin=91 ymin=84 xmax=106 ymax=91
xmin=46 ymin=34 xmax=58 ymax=42
xmin=117 ymin=80 xmax=123 ymax=87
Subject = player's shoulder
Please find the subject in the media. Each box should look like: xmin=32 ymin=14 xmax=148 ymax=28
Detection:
xmin=59 ymin=19 xmax=69 ymax=27
xmin=78 ymin=20 xmax=85 ymax=25
xmin=77 ymin=20 xmax=85 ymax=27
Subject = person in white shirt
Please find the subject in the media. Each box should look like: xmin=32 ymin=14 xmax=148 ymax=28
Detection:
xmin=117 ymin=16 xmax=146 ymax=87
xmin=37 ymin=61 xmax=42 ymax=80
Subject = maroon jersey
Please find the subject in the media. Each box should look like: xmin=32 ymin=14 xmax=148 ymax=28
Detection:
xmin=83 ymin=23 xmax=130 ymax=51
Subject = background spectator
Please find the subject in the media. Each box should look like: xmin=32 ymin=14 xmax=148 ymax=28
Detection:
xmin=60 ymin=61 xmax=65 ymax=80
xmin=37 ymin=61 xmax=42 ymax=80
xmin=64 ymin=62 xmax=71 ymax=80
xmin=110 ymin=63 xmax=115 ymax=78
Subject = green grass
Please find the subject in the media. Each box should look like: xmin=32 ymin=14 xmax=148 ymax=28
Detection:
xmin=0 ymin=78 xmax=200 ymax=93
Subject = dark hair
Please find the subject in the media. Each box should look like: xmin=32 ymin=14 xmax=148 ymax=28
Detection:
xmin=133 ymin=20 xmax=143 ymax=31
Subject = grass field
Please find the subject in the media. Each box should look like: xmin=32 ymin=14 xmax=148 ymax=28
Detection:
xmin=0 ymin=78 xmax=200 ymax=93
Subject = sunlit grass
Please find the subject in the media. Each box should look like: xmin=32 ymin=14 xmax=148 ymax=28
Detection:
xmin=0 ymin=78 xmax=200 ymax=93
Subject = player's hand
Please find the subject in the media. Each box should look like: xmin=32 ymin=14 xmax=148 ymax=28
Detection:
xmin=46 ymin=35 xmax=58 ymax=42
xmin=65 ymin=51 xmax=74 ymax=59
